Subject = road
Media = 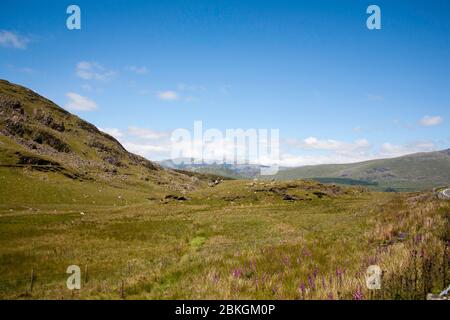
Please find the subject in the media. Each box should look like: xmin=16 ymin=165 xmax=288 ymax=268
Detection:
xmin=441 ymin=188 xmax=450 ymax=199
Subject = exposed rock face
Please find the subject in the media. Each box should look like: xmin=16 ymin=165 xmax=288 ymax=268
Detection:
xmin=35 ymin=113 xmax=65 ymax=132
xmin=0 ymin=80 xmax=158 ymax=171
xmin=15 ymin=152 xmax=61 ymax=166
xmin=31 ymin=130 xmax=71 ymax=153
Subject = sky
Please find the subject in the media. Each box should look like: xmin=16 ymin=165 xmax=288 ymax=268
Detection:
xmin=1 ymin=0 xmax=449 ymax=166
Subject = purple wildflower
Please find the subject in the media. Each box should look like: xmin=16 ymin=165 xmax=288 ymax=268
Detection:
xmin=308 ymin=274 xmax=316 ymax=290
xmin=232 ymin=268 xmax=243 ymax=278
xmin=298 ymin=282 xmax=306 ymax=297
xmin=322 ymin=276 xmax=327 ymax=289
xmin=353 ymin=287 xmax=363 ymax=300
xmin=313 ymin=267 xmax=319 ymax=279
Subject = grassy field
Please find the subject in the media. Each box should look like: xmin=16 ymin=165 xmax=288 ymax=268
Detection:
xmin=0 ymin=169 xmax=448 ymax=300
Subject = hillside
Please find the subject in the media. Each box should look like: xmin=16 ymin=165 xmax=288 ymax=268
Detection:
xmin=269 ymin=150 xmax=450 ymax=191
xmin=0 ymin=79 xmax=210 ymax=207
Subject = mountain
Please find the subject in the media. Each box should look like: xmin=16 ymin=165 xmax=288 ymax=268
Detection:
xmin=159 ymin=158 xmax=265 ymax=179
xmin=269 ymin=150 xmax=450 ymax=191
xmin=0 ymin=79 xmax=210 ymax=206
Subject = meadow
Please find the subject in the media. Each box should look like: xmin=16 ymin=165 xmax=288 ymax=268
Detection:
xmin=0 ymin=170 xmax=448 ymax=300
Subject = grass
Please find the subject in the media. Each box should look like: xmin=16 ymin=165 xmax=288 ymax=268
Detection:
xmin=0 ymin=169 xmax=448 ymax=300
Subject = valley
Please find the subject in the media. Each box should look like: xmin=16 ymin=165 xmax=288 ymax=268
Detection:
xmin=0 ymin=80 xmax=448 ymax=300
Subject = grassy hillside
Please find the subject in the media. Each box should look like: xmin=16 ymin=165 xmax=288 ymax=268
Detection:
xmin=270 ymin=151 xmax=450 ymax=191
xmin=0 ymin=79 xmax=214 ymax=200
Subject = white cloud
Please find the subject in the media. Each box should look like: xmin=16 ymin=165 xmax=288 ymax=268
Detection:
xmin=0 ymin=30 xmax=29 ymax=49
xmin=291 ymin=137 xmax=371 ymax=153
xmin=380 ymin=141 xmax=436 ymax=157
xmin=277 ymin=139 xmax=438 ymax=167
xmin=128 ymin=126 xmax=169 ymax=140
xmin=64 ymin=92 xmax=98 ymax=111
xmin=125 ymin=65 xmax=149 ymax=75
xmin=76 ymin=61 xmax=116 ymax=81
xmin=419 ymin=115 xmax=443 ymax=127
xmin=157 ymin=90 xmax=179 ymax=101
xmin=99 ymin=128 xmax=123 ymax=139
xmin=277 ymin=153 xmax=378 ymax=167
xmin=122 ymin=142 xmax=170 ymax=158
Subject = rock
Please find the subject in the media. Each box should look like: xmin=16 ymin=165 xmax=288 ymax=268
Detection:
xmin=426 ymin=293 xmax=448 ymax=300
xmin=282 ymin=194 xmax=298 ymax=201
xmin=164 ymin=194 xmax=191 ymax=201
xmin=15 ymin=152 xmax=60 ymax=166
xmin=36 ymin=113 xmax=65 ymax=132
xmin=32 ymin=130 xmax=71 ymax=153
xmin=313 ymin=191 xmax=327 ymax=198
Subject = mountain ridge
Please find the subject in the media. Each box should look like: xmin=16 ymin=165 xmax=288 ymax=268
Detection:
xmin=0 ymin=79 xmax=210 ymax=202
xmin=269 ymin=149 xmax=450 ymax=191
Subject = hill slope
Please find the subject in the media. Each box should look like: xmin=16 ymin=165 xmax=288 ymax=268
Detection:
xmin=270 ymin=150 xmax=450 ymax=191
xmin=0 ymin=79 xmax=208 ymax=207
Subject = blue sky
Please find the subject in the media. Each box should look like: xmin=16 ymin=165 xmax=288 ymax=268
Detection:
xmin=1 ymin=0 xmax=449 ymax=165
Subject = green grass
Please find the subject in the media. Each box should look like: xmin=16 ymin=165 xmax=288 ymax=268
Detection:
xmin=0 ymin=168 xmax=448 ymax=300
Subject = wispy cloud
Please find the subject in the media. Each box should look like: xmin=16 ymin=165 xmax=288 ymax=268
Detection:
xmin=76 ymin=61 xmax=116 ymax=81
xmin=419 ymin=115 xmax=443 ymax=127
xmin=128 ymin=126 xmax=169 ymax=140
xmin=157 ymin=90 xmax=179 ymax=101
xmin=99 ymin=128 xmax=123 ymax=139
xmin=380 ymin=141 xmax=436 ymax=157
xmin=125 ymin=65 xmax=149 ymax=75
xmin=64 ymin=92 xmax=98 ymax=111
xmin=0 ymin=30 xmax=30 ymax=49
xmin=97 ymin=126 xmax=172 ymax=159
xmin=288 ymin=136 xmax=371 ymax=153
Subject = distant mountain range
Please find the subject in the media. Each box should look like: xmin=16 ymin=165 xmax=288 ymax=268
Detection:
xmin=160 ymin=150 xmax=450 ymax=191
xmin=158 ymin=158 xmax=264 ymax=179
